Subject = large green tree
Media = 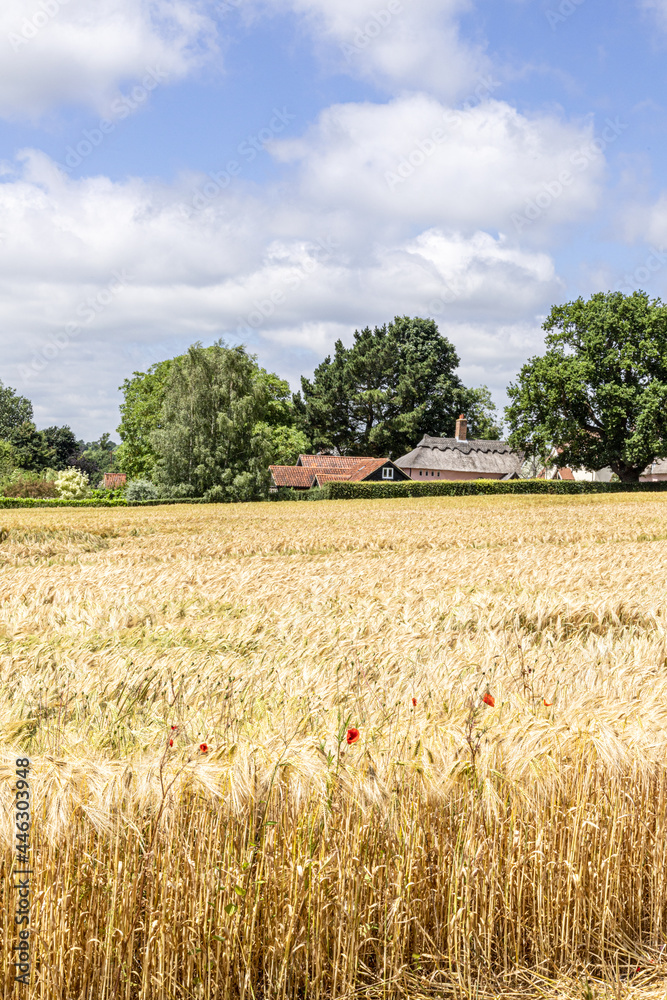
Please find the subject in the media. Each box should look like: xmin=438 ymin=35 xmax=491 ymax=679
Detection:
xmin=150 ymin=341 xmax=307 ymax=496
xmin=0 ymin=381 xmax=33 ymax=439
xmin=299 ymin=316 xmax=500 ymax=456
xmin=5 ymin=420 xmax=85 ymax=473
xmin=506 ymin=291 xmax=667 ymax=482
xmin=41 ymin=426 xmax=79 ymax=469
xmin=116 ymin=358 xmax=176 ymax=479
xmin=8 ymin=422 xmax=54 ymax=471
xmin=114 ymin=343 xmax=310 ymax=485
xmin=118 ymin=345 xmax=307 ymax=488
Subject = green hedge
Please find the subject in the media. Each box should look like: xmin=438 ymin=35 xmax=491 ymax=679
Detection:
xmin=2 ymin=478 xmax=666 ymax=509
xmin=321 ymin=478 xmax=667 ymax=501
xmin=0 ymin=496 xmax=208 ymax=509
xmin=0 ymin=497 xmax=128 ymax=509
xmin=269 ymin=487 xmax=330 ymax=502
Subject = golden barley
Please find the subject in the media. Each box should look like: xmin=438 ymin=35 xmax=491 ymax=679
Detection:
xmin=1 ymin=495 xmax=667 ymax=998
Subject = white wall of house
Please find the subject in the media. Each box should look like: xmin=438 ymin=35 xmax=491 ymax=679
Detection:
xmin=571 ymin=467 xmax=613 ymax=482
xmin=402 ymin=468 xmax=505 ymax=481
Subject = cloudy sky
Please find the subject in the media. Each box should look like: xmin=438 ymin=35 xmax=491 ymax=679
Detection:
xmin=1 ymin=0 xmax=667 ymax=438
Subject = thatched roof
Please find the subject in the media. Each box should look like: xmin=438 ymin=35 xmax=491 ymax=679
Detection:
xmin=395 ymin=434 xmax=523 ymax=478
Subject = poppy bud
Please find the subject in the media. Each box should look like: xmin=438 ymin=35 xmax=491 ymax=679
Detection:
xmin=412 ymin=698 xmax=417 ymax=707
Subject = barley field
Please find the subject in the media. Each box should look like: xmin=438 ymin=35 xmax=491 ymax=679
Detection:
xmin=2 ymin=495 xmax=667 ymax=1000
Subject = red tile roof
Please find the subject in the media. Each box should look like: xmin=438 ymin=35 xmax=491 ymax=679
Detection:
xmin=275 ymin=455 xmax=396 ymax=487
xmin=347 ymin=458 xmax=388 ymax=480
xmin=306 ymin=456 xmax=392 ymax=483
xmin=298 ymin=455 xmax=374 ymax=470
xmin=314 ymin=472 xmax=350 ymax=484
xmin=269 ymin=466 xmax=316 ymax=488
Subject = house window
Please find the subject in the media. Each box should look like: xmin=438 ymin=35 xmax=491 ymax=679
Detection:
xmin=382 ymin=467 xmax=394 ymax=480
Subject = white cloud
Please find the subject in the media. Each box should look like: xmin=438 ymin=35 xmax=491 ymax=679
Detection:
xmin=258 ymin=0 xmax=485 ymax=99
xmin=0 ymin=0 xmax=217 ymax=120
xmin=0 ymin=149 xmax=562 ymax=435
xmin=271 ymin=95 xmax=606 ymax=238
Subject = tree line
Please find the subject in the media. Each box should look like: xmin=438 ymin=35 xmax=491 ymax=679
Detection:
xmin=2 ymin=292 xmax=666 ymax=498
xmin=114 ymin=316 xmax=501 ymax=501
xmin=0 ymin=380 xmax=116 ymax=496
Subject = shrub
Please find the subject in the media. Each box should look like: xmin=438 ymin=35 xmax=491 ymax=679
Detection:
xmin=227 ymin=471 xmax=263 ymax=503
xmin=202 ymin=472 xmax=264 ymax=504
xmin=269 ymin=486 xmax=329 ymax=501
xmin=55 ymin=468 xmax=91 ymax=499
xmin=3 ymin=477 xmax=58 ymax=498
xmin=88 ymin=487 xmax=126 ymax=501
xmin=156 ymin=482 xmax=199 ymax=500
xmin=203 ymin=484 xmax=227 ymax=503
xmin=125 ymin=478 xmax=159 ymax=502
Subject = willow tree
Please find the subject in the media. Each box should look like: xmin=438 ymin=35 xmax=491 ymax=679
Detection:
xmin=150 ymin=341 xmax=272 ymax=496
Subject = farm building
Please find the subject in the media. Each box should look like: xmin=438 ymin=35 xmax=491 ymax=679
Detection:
xmin=269 ymin=454 xmax=410 ymax=491
xmin=395 ymin=415 xmax=523 ymax=481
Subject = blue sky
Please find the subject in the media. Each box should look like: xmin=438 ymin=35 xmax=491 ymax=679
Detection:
xmin=1 ymin=0 xmax=667 ymax=438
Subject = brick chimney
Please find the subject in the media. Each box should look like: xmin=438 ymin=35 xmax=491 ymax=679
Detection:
xmin=455 ymin=414 xmax=467 ymax=442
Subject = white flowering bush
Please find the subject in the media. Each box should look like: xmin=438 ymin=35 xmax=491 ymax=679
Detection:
xmin=55 ymin=468 xmax=90 ymax=500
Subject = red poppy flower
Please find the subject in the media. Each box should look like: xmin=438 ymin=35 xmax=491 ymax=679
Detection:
xmin=169 ymin=739 xmax=174 ymax=747
xmin=412 ymin=698 xmax=417 ymax=707
xmin=482 ymin=692 xmax=495 ymax=708
xmin=199 ymin=743 xmax=209 ymax=753
xmin=171 ymin=725 xmax=178 ymax=731
xmin=543 ymin=698 xmax=553 ymax=707
xmin=346 ymin=728 xmax=360 ymax=745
